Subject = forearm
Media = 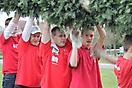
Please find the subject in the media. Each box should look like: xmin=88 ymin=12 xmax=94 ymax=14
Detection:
xmin=22 ymin=17 xmax=34 ymax=42
xmin=4 ymin=12 xmax=20 ymax=39
xmin=96 ymin=25 xmax=106 ymax=46
xmin=41 ymin=21 xmax=50 ymax=44
xmin=12 ymin=12 xmax=20 ymax=24
xmin=100 ymin=51 xmax=117 ymax=64
xmin=70 ymin=47 xmax=78 ymax=67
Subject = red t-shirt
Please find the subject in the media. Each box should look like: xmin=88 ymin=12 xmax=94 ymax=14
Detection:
xmin=114 ymin=56 xmax=132 ymax=88
xmin=68 ymin=45 xmax=102 ymax=88
xmin=0 ymin=34 xmax=2 ymax=49
xmin=40 ymin=39 xmax=72 ymax=88
xmin=0 ymin=32 xmax=21 ymax=74
xmin=15 ymin=38 xmax=42 ymax=87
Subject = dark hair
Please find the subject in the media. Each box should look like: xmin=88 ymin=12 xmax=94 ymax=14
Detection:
xmin=81 ymin=27 xmax=95 ymax=35
xmin=51 ymin=26 xmax=60 ymax=36
xmin=5 ymin=17 xmax=13 ymax=26
xmin=122 ymin=34 xmax=132 ymax=52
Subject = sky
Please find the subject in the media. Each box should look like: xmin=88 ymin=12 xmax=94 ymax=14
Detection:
xmin=0 ymin=12 xmax=15 ymax=28
xmin=0 ymin=12 xmax=28 ymax=29
xmin=0 ymin=12 xmax=42 ymax=28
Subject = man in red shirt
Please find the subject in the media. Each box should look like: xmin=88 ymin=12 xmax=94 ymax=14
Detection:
xmin=0 ymin=13 xmax=21 ymax=88
xmin=14 ymin=17 xmax=42 ymax=88
xmin=39 ymin=21 xmax=72 ymax=88
xmin=68 ymin=25 xmax=106 ymax=88
xmin=94 ymin=34 xmax=132 ymax=88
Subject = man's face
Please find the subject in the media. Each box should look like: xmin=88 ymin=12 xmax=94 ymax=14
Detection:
xmin=12 ymin=26 xmax=18 ymax=34
xmin=52 ymin=29 xmax=66 ymax=47
xmin=5 ymin=25 xmax=19 ymax=34
xmin=30 ymin=32 xmax=41 ymax=46
xmin=81 ymin=30 xmax=94 ymax=48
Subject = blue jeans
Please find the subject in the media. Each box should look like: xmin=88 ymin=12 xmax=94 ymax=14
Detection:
xmin=2 ymin=73 xmax=16 ymax=88
xmin=14 ymin=85 xmax=41 ymax=88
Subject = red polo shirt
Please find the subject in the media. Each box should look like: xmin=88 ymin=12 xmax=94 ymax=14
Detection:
xmin=114 ymin=56 xmax=132 ymax=88
xmin=15 ymin=38 xmax=42 ymax=87
xmin=40 ymin=39 xmax=72 ymax=88
xmin=68 ymin=45 xmax=102 ymax=88
xmin=0 ymin=32 xmax=21 ymax=74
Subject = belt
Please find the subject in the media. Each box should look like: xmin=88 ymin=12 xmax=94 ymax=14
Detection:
xmin=4 ymin=73 xmax=16 ymax=76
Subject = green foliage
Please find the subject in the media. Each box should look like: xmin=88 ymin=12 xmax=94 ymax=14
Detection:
xmin=0 ymin=0 xmax=132 ymax=34
xmin=89 ymin=0 xmax=132 ymax=35
xmin=0 ymin=0 xmax=42 ymax=18
xmin=40 ymin=0 xmax=96 ymax=29
xmin=0 ymin=0 xmax=97 ymax=29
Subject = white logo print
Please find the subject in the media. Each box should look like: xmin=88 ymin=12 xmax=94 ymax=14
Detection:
xmin=13 ymin=44 xmax=18 ymax=48
xmin=52 ymin=56 xmax=59 ymax=65
xmin=115 ymin=65 xmax=120 ymax=71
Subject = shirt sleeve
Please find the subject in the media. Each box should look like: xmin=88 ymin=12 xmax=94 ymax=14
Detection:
xmin=4 ymin=21 xmax=17 ymax=39
xmin=68 ymin=49 xmax=80 ymax=68
xmin=17 ymin=37 xmax=30 ymax=58
xmin=0 ymin=33 xmax=7 ymax=48
xmin=0 ymin=34 xmax=2 ymax=49
xmin=66 ymin=38 xmax=72 ymax=50
xmin=91 ymin=43 xmax=105 ymax=60
xmin=120 ymin=58 xmax=132 ymax=72
xmin=114 ymin=57 xmax=132 ymax=80
xmin=22 ymin=17 xmax=34 ymax=42
xmin=39 ymin=40 xmax=51 ymax=58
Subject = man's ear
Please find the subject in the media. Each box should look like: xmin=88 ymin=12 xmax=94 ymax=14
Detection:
xmin=51 ymin=35 xmax=54 ymax=38
xmin=129 ymin=46 xmax=132 ymax=53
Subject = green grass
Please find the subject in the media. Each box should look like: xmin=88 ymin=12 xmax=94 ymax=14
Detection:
xmin=0 ymin=51 xmax=2 ymax=59
xmin=99 ymin=58 xmax=110 ymax=63
xmin=0 ymin=64 xmax=2 ymax=88
xmin=99 ymin=57 xmax=118 ymax=88
xmin=100 ymin=68 xmax=118 ymax=88
xmin=0 ymin=65 xmax=117 ymax=88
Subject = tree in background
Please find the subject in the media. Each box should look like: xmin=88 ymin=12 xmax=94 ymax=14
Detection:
xmin=0 ymin=26 xmax=4 ymax=34
xmin=93 ymin=27 xmax=123 ymax=56
xmin=0 ymin=0 xmax=132 ymax=34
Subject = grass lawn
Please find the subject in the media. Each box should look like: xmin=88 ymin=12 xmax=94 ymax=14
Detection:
xmin=99 ymin=57 xmax=115 ymax=64
xmin=99 ymin=58 xmax=117 ymax=88
xmin=0 ymin=51 xmax=2 ymax=59
xmin=100 ymin=68 xmax=117 ymax=88
xmin=0 ymin=64 xmax=2 ymax=88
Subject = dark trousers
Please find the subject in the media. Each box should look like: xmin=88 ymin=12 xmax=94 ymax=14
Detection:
xmin=14 ymin=85 xmax=41 ymax=88
xmin=2 ymin=73 xmax=16 ymax=88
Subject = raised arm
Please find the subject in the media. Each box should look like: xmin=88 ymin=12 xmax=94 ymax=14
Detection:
xmin=92 ymin=45 xmax=117 ymax=64
xmin=96 ymin=25 xmax=106 ymax=46
xmin=69 ymin=29 xmax=82 ymax=67
xmin=41 ymin=20 xmax=50 ymax=44
xmin=4 ymin=12 xmax=20 ymax=39
xmin=93 ymin=26 xmax=117 ymax=63
xmin=22 ymin=17 xmax=34 ymax=42
xmin=67 ymin=24 xmax=74 ymax=42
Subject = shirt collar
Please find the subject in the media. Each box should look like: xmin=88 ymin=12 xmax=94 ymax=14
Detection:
xmin=81 ymin=44 xmax=91 ymax=50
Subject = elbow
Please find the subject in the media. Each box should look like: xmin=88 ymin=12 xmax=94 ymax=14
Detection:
xmin=70 ymin=63 xmax=77 ymax=67
xmin=102 ymin=31 xmax=106 ymax=39
xmin=101 ymin=32 xmax=106 ymax=40
xmin=70 ymin=59 xmax=78 ymax=67
xmin=104 ymin=32 xmax=106 ymax=38
xmin=102 ymin=34 xmax=106 ymax=40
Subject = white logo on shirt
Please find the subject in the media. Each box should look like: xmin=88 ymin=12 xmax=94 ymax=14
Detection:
xmin=115 ymin=65 xmax=120 ymax=71
xmin=13 ymin=44 xmax=18 ymax=48
xmin=52 ymin=56 xmax=58 ymax=65
xmin=118 ymin=86 xmax=121 ymax=88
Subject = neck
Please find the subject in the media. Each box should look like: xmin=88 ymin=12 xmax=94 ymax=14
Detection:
xmin=12 ymin=33 xmax=17 ymax=36
xmin=123 ymin=52 xmax=132 ymax=59
xmin=83 ymin=44 xmax=90 ymax=49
